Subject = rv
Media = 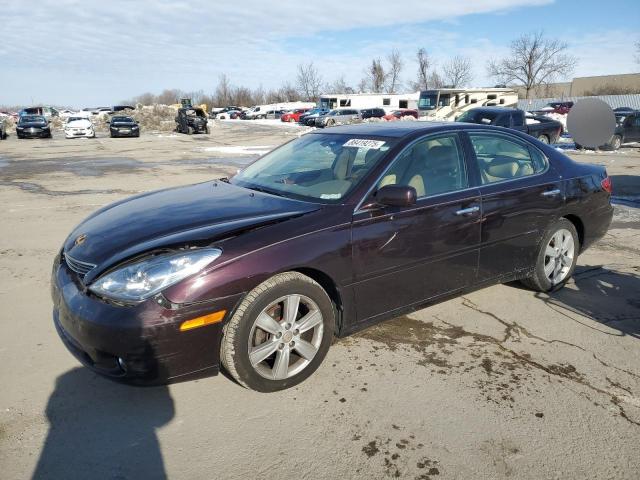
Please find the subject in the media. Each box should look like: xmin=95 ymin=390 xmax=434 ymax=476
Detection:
xmin=318 ymin=93 xmax=419 ymax=112
xmin=418 ymin=88 xmax=518 ymax=120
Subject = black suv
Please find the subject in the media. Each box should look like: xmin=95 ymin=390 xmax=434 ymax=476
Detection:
xmin=360 ymin=108 xmax=386 ymax=120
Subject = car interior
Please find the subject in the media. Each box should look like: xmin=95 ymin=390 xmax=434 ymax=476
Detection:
xmin=469 ymin=135 xmax=542 ymax=184
xmin=377 ymin=136 xmax=467 ymax=197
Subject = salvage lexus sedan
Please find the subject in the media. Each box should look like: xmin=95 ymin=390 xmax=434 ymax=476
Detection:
xmin=16 ymin=115 xmax=52 ymax=138
xmin=52 ymin=122 xmax=613 ymax=392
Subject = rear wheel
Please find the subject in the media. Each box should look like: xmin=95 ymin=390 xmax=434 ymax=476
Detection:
xmin=521 ymin=218 xmax=579 ymax=292
xmin=221 ymin=272 xmax=334 ymax=392
xmin=537 ymin=134 xmax=549 ymax=144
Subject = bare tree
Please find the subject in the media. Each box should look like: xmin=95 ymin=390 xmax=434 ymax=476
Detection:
xmin=413 ymin=48 xmax=431 ymax=90
xmin=156 ymin=89 xmax=183 ymax=105
xmin=214 ymin=74 xmax=233 ymax=106
xmin=326 ymin=75 xmax=354 ymax=94
xmin=357 ymin=78 xmax=369 ymax=93
xmin=442 ymin=56 xmax=473 ymax=87
xmin=427 ymin=71 xmax=445 ymax=89
xmin=487 ymin=31 xmax=577 ymax=99
xmin=296 ymin=62 xmax=323 ymax=101
xmin=366 ymin=59 xmax=387 ymax=93
xmin=386 ymin=49 xmax=403 ymax=93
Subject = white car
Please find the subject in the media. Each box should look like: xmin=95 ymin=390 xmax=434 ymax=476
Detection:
xmin=64 ymin=117 xmax=96 ymax=139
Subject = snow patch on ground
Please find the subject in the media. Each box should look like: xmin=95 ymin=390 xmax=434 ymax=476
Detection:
xmin=202 ymin=145 xmax=273 ymax=155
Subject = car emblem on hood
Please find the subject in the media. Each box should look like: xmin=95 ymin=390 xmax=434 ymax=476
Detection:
xmin=74 ymin=234 xmax=87 ymax=246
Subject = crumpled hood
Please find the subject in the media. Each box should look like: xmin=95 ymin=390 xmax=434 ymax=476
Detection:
xmin=64 ymin=181 xmax=318 ymax=282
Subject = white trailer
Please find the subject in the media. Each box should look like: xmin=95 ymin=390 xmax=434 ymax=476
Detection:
xmin=318 ymin=93 xmax=419 ymax=112
xmin=418 ymin=88 xmax=518 ymax=120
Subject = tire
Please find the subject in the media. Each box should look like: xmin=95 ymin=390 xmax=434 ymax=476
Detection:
xmin=327 ymin=119 xmax=335 ymax=126
xmin=221 ymin=272 xmax=335 ymax=392
xmin=205 ymin=126 xmax=210 ymax=134
xmin=537 ymin=134 xmax=549 ymax=144
xmin=608 ymin=135 xmax=622 ymax=151
xmin=521 ymin=218 xmax=579 ymax=292
xmin=288 ymin=117 xmax=295 ymax=123
xmin=187 ymin=126 xmax=193 ymax=135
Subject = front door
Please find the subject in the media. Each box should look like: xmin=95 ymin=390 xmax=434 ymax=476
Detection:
xmin=351 ymin=132 xmax=482 ymax=322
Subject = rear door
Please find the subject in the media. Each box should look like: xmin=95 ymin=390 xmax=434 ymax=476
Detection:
xmin=464 ymin=130 xmax=564 ymax=281
xmin=351 ymin=132 xmax=481 ymax=322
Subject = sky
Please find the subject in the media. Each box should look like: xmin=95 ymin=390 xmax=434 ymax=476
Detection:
xmin=1 ymin=0 xmax=638 ymax=107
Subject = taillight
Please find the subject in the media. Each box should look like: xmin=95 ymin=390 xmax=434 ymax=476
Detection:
xmin=601 ymin=176 xmax=612 ymax=194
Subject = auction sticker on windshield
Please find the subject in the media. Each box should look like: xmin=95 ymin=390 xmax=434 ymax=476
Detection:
xmin=343 ymin=139 xmax=386 ymax=149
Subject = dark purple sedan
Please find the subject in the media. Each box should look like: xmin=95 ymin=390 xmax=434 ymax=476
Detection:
xmin=52 ymin=122 xmax=613 ymax=391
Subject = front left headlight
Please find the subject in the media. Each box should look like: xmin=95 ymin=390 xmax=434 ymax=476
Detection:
xmin=89 ymin=248 xmax=222 ymax=303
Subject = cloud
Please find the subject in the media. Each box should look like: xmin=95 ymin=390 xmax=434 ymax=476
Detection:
xmin=1 ymin=1 xmax=635 ymax=106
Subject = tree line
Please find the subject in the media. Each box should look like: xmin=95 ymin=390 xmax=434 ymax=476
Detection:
xmin=127 ymin=31 xmax=591 ymax=107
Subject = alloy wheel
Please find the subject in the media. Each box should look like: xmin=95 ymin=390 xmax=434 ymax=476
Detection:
xmin=544 ymin=228 xmax=575 ymax=285
xmin=248 ymin=294 xmax=324 ymax=380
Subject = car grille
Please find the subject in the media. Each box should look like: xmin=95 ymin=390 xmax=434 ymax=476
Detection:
xmin=64 ymin=254 xmax=96 ymax=277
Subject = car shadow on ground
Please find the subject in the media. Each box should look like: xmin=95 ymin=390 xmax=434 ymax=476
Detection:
xmin=32 ymin=366 xmax=175 ymax=480
xmin=535 ymin=266 xmax=640 ymax=340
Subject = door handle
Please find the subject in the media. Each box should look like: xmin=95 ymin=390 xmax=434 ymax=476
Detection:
xmin=455 ymin=206 xmax=480 ymax=216
xmin=541 ymin=189 xmax=561 ymax=197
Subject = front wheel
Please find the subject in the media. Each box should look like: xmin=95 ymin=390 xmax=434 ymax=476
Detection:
xmin=537 ymin=134 xmax=549 ymax=144
xmin=521 ymin=218 xmax=579 ymax=292
xmin=221 ymin=272 xmax=334 ymax=392
xmin=608 ymin=135 xmax=622 ymax=151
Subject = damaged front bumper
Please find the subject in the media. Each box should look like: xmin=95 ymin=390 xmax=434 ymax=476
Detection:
xmin=51 ymin=254 xmax=243 ymax=385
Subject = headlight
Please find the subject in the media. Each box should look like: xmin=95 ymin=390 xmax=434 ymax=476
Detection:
xmin=89 ymin=248 xmax=222 ymax=302
xmin=132 ymin=125 xmax=139 ymax=129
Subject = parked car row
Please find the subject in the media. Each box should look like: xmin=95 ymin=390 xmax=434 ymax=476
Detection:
xmin=3 ymin=114 xmax=142 ymax=140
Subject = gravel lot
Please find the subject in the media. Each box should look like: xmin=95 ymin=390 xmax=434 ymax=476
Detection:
xmin=1 ymin=121 xmax=639 ymax=479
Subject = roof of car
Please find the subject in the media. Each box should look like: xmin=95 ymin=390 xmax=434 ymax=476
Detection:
xmin=310 ymin=121 xmax=461 ymax=138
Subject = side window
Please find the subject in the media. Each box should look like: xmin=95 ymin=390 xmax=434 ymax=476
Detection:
xmin=469 ymin=134 xmax=547 ymax=184
xmin=633 ymin=116 xmax=640 ymax=127
xmin=377 ymin=134 xmax=468 ymax=198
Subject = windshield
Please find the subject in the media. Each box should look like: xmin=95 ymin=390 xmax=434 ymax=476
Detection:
xmin=615 ymin=115 xmax=626 ymax=125
xmin=231 ymin=133 xmax=397 ymax=203
xmin=456 ymin=110 xmax=498 ymax=124
xmin=112 ymin=116 xmax=133 ymax=122
xmin=418 ymin=93 xmax=450 ymax=110
xmin=67 ymin=117 xmax=88 ymax=122
xmin=20 ymin=115 xmax=45 ymax=123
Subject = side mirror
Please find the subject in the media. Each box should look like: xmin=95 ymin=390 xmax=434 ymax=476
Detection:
xmin=375 ymin=185 xmax=417 ymax=207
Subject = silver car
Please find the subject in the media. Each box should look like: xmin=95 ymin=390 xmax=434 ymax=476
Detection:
xmin=315 ymin=108 xmax=362 ymax=128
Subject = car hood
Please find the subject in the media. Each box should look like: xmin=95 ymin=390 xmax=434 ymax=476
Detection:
xmin=66 ymin=120 xmax=92 ymax=128
xmin=64 ymin=181 xmax=319 ymax=281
